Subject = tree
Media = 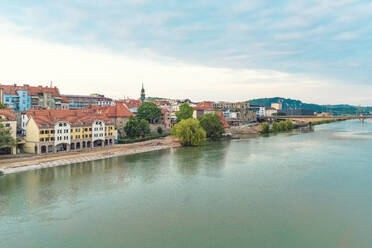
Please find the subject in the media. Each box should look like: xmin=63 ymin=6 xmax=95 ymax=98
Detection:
xmin=139 ymin=119 xmax=151 ymax=137
xmin=0 ymin=121 xmax=16 ymax=149
xmin=0 ymin=103 xmax=5 ymax=109
xmin=198 ymin=113 xmax=225 ymax=141
xmin=157 ymin=126 xmax=163 ymax=134
xmin=271 ymin=122 xmax=280 ymax=132
xmin=261 ymin=122 xmax=270 ymax=133
xmin=124 ymin=116 xmax=141 ymax=138
xmin=137 ymin=102 xmax=161 ymax=124
xmin=176 ymin=103 xmax=194 ymax=122
xmin=171 ymin=118 xmax=206 ymax=146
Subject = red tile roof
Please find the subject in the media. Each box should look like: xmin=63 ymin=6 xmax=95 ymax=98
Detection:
xmin=149 ymin=100 xmax=171 ymax=106
xmin=194 ymin=101 xmax=215 ymax=111
xmin=0 ymin=84 xmax=61 ymax=97
xmin=26 ymin=109 xmax=114 ymax=128
xmin=116 ymin=99 xmax=142 ymax=108
xmin=0 ymin=109 xmax=16 ymax=121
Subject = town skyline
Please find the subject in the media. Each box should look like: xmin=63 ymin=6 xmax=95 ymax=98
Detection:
xmin=1 ymin=1 xmax=371 ymax=105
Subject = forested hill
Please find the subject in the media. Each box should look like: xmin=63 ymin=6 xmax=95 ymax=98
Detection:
xmin=248 ymin=97 xmax=372 ymax=115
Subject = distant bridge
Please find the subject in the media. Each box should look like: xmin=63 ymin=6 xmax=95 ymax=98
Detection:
xmin=263 ymin=115 xmax=370 ymax=123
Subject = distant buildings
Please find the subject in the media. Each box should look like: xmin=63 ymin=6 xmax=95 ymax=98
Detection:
xmin=64 ymin=94 xmax=113 ymax=109
xmin=280 ymin=109 xmax=314 ymax=116
xmin=0 ymin=84 xmax=64 ymax=111
xmin=0 ymin=109 xmax=17 ymax=154
xmin=271 ymin=102 xmax=282 ymax=111
xmin=265 ymin=107 xmax=278 ymax=117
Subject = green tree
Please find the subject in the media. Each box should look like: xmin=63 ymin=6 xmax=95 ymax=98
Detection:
xmin=137 ymin=102 xmax=161 ymax=124
xmin=176 ymin=103 xmax=194 ymax=122
xmin=261 ymin=122 xmax=270 ymax=133
xmin=0 ymin=103 xmax=5 ymax=109
xmin=0 ymin=121 xmax=16 ymax=149
xmin=271 ymin=122 xmax=280 ymax=132
xmin=285 ymin=120 xmax=294 ymax=130
xmin=198 ymin=113 xmax=225 ymax=141
xmin=139 ymin=119 xmax=151 ymax=137
xmin=157 ymin=126 xmax=163 ymax=134
xmin=171 ymin=118 xmax=206 ymax=146
xmin=278 ymin=121 xmax=288 ymax=131
xmin=124 ymin=116 xmax=141 ymax=138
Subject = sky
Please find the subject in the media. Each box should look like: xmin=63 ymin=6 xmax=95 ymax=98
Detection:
xmin=0 ymin=0 xmax=371 ymax=105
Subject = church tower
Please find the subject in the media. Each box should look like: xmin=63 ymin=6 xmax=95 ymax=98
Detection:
xmin=140 ymin=83 xmax=146 ymax=103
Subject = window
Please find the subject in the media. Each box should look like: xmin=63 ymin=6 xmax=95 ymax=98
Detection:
xmin=51 ymin=130 xmax=54 ymax=134
xmin=64 ymin=129 xmax=69 ymax=133
xmin=40 ymin=138 xmax=44 ymax=141
xmin=6 ymin=123 xmax=10 ymax=127
xmin=89 ymin=128 xmax=92 ymax=131
xmin=45 ymin=130 xmax=49 ymax=134
xmin=40 ymin=130 xmax=44 ymax=134
xmin=89 ymin=134 xmax=92 ymax=137
xmin=71 ymin=129 xmax=73 ymax=132
xmin=51 ymin=137 xmax=54 ymax=141
xmin=84 ymin=128 xmax=88 ymax=132
xmin=59 ymin=123 xmax=63 ymax=127
xmin=45 ymin=138 xmax=49 ymax=141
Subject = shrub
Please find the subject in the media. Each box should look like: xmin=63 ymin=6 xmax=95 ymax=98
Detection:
xmin=261 ymin=122 xmax=270 ymax=133
xmin=171 ymin=118 xmax=206 ymax=146
xmin=157 ymin=126 xmax=163 ymax=134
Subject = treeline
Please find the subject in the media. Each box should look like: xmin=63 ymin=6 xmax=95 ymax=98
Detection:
xmin=260 ymin=120 xmax=295 ymax=134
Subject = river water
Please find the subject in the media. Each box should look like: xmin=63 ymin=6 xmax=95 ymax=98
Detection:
xmin=1 ymin=120 xmax=372 ymax=248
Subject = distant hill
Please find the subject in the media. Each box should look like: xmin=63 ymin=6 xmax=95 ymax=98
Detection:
xmin=248 ymin=97 xmax=372 ymax=115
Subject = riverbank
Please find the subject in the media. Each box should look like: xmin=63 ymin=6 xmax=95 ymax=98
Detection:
xmin=0 ymin=136 xmax=181 ymax=175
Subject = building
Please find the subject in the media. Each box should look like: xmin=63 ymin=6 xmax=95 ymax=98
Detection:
xmin=117 ymin=99 xmax=142 ymax=114
xmin=0 ymin=84 xmax=64 ymax=111
xmin=193 ymin=101 xmax=230 ymax=128
xmin=84 ymin=104 xmax=134 ymax=138
xmin=0 ymin=109 xmax=17 ymax=154
xmin=250 ymin=105 xmax=266 ymax=117
xmin=281 ymin=109 xmax=315 ymax=116
xmin=64 ymin=94 xmax=113 ymax=109
xmin=24 ymin=109 xmax=115 ymax=154
xmin=265 ymin=107 xmax=278 ymax=117
xmin=271 ymin=102 xmax=283 ymax=111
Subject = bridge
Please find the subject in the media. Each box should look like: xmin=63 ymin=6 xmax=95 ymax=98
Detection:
xmin=263 ymin=115 xmax=371 ymax=124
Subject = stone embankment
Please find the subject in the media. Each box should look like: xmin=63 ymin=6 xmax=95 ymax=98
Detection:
xmin=0 ymin=137 xmax=180 ymax=175
xmin=226 ymin=124 xmax=261 ymax=138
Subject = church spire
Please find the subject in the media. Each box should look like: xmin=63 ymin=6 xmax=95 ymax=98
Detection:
xmin=140 ymin=83 xmax=146 ymax=103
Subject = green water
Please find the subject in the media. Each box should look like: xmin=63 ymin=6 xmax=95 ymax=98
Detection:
xmin=1 ymin=120 xmax=372 ymax=248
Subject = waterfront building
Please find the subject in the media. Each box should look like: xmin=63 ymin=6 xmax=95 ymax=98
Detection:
xmin=193 ymin=102 xmax=230 ymax=128
xmin=84 ymin=104 xmax=134 ymax=138
xmin=64 ymin=94 xmax=113 ymax=109
xmin=24 ymin=109 xmax=115 ymax=154
xmin=271 ymin=102 xmax=283 ymax=111
xmin=0 ymin=84 xmax=64 ymax=111
xmin=0 ymin=109 xmax=17 ymax=154
xmin=265 ymin=107 xmax=278 ymax=117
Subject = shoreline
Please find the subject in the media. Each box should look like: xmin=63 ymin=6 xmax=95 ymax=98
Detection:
xmin=0 ymin=136 xmax=181 ymax=175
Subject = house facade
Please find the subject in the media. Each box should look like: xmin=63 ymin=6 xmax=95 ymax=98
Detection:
xmin=0 ymin=109 xmax=17 ymax=154
xmin=24 ymin=109 xmax=115 ymax=154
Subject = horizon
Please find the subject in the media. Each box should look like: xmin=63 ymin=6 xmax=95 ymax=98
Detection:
xmin=1 ymin=1 xmax=371 ymax=105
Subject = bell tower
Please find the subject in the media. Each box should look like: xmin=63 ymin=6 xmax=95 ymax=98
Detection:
xmin=140 ymin=83 xmax=146 ymax=103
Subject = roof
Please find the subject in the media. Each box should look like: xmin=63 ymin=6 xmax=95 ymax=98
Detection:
xmin=149 ymin=100 xmax=171 ymax=106
xmin=0 ymin=84 xmax=61 ymax=97
xmin=265 ymin=107 xmax=277 ymax=111
xmin=0 ymin=109 xmax=16 ymax=121
xmin=161 ymin=108 xmax=169 ymax=114
xmin=116 ymin=99 xmax=142 ymax=108
xmin=194 ymin=101 xmax=215 ymax=111
xmin=216 ymin=111 xmax=230 ymax=129
xmin=26 ymin=109 xmax=114 ymax=128
xmin=102 ymin=104 xmax=134 ymax=118
xmin=64 ymin=94 xmax=113 ymax=101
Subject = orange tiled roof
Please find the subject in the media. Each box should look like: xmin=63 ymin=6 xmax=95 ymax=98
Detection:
xmin=149 ymin=100 xmax=171 ymax=106
xmin=194 ymin=101 xmax=215 ymax=111
xmin=116 ymin=99 xmax=142 ymax=108
xmin=0 ymin=84 xmax=61 ymax=97
xmin=26 ymin=109 xmax=113 ymax=128
xmin=0 ymin=109 xmax=16 ymax=121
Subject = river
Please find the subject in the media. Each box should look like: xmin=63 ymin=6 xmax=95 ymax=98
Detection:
xmin=1 ymin=120 xmax=372 ymax=248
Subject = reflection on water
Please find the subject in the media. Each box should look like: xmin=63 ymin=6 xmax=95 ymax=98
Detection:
xmin=1 ymin=120 xmax=372 ymax=248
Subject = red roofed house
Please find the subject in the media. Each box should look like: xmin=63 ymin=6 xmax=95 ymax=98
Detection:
xmin=193 ymin=101 xmax=230 ymax=129
xmin=24 ymin=109 xmax=115 ymax=154
xmin=0 ymin=109 xmax=17 ymax=154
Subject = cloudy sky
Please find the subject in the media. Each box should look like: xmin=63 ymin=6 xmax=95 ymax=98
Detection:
xmin=0 ymin=0 xmax=371 ymax=105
